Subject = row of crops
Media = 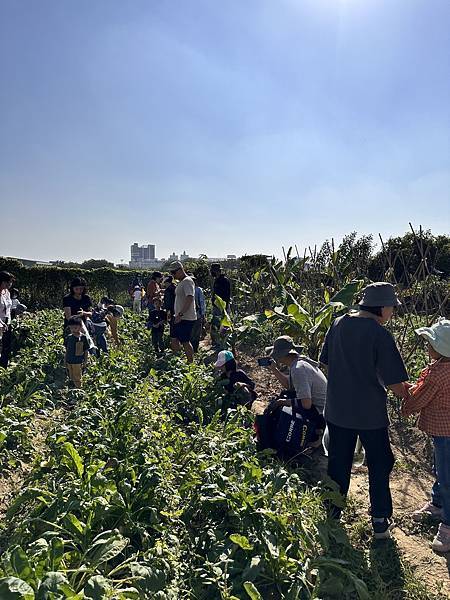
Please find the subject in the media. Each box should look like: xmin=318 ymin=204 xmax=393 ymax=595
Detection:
xmin=0 ymin=310 xmax=441 ymax=599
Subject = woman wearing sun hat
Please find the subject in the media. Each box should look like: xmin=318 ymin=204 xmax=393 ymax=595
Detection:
xmin=402 ymin=318 xmax=450 ymax=552
xmin=319 ymin=281 xmax=409 ymax=538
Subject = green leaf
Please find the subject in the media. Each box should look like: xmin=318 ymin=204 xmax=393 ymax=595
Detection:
xmin=0 ymin=430 xmax=7 ymax=447
xmin=61 ymin=442 xmax=84 ymax=478
xmin=83 ymin=576 xmax=111 ymax=600
xmin=329 ymin=279 xmax=364 ymax=306
xmin=9 ymin=547 xmax=32 ymax=582
xmin=229 ymin=534 xmax=253 ymax=550
xmin=36 ymin=572 xmax=74 ymax=599
xmin=85 ymin=530 xmax=129 ymax=567
xmin=243 ymin=581 xmax=262 ymax=600
xmin=0 ymin=577 xmax=35 ymax=600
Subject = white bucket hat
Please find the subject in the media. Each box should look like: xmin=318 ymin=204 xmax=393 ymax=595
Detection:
xmin=415 ymin=318 xmax=450 ymax=358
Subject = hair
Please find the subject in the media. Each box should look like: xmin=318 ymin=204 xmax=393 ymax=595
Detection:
xmin=224 ymin=358 xmax=237 ymax=372
xmin=68 ymin=316 xmax=83 ymax=327
xmin=0 ymin=271 xmax=15 ymax=285
xmin=151 ymin=272 xmax=163 ymax=280
xmin=359 ymin=305 xmax=383 ymax=317
xmin=164 ymin=275 xmax=173 ymax=284
xmin=70 ymin=277 xmax=87 ymax=295
xmin=10 ymin=287 xmax=19 ymax=298
xmin=211 ymin=263 xmax=221 ymax=273
xmin=107 ymin=306 xmax=120 ymax=317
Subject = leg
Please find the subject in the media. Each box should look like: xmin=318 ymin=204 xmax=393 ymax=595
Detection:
xmin=0 ymin=326 xmax=12 ymax=368
xmin=182 ymin=341 xmax=194 ymax=363
xmin=326 ymin=422 xmax=358 ymax=515
xmin=191 ymin=318 xmax=201 ymax=352
xmin=67 ymin=363 xmax=82 ymax=388
xmin=359 ymin=428 xmax=395 ymax=518
xmin=151 ymin=328 xmax=159 ymax=353
xmin=157 ymin=326 xmax=165 ymax=352
xmin=434 ymin=437 xmax=450 ymax=526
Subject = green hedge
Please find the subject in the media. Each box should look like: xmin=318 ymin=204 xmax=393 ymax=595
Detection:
xmin=0 ymin=258 xmax=155 ymax=308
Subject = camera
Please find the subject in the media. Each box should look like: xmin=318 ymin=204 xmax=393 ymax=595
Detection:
xmin=257 ymin=356 xmax=273 ymax=367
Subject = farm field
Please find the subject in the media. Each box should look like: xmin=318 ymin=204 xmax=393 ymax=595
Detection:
xmin=0 ymin=307 xmax=448 ymax=599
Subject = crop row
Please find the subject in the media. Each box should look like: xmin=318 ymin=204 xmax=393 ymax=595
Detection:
xmin=0 ymin=311 xmax=408 ymax=598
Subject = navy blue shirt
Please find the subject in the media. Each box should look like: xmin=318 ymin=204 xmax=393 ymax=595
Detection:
xmin=65 ymin=334 xmax=89 ymax=364
xmin=320 ymin=314 xmax=408 ymax=429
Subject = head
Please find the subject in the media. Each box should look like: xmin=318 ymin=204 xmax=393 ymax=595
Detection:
xmin=151 ymin=271 xmax=163 ymax=283
xmin=358 ymin=282 xmax=400 ymax=325
xmin=163 ymin=275 xmax=173 ymax=288
xmin=190 ymin=275 xmax=198 ymax=287
xmin=68 ymin=316 xmax=83 ymax=335
xmin=415 ymin=318 xmax=450 ymax=361
xmin=266 ymin=336 xmax=303 ymax=367
xmin=211 ymin=263 xmax=221 ymax=278
xmin=70 ymin=277 xmax=87 ymax=297
xmin=0 ymin=271 xmax=15 ymax=291
xmin=169 ymin=261 xmax=185 ymax=281
xmin=214 ymin=350 xmax=235 ymax=372
xmin=134 ymin=285 xmax=140 ymax=291
xmin=10 ymin=287 xmax=19 ymax=299
xmin=359 ymin=305 xmax=394 ymax=325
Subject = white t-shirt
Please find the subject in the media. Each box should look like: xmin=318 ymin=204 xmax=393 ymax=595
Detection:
xmin=133 ymin=290 xmax=141 ymax=300
xmin=0 ymin=289 xmax=12 ymax=325
xmin=174 ymin=277 xmax=196 ymax=321
xmin=289 ymin=356 xmax=327 ymax=414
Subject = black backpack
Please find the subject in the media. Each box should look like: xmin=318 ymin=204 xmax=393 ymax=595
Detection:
xmin=255 ymin=396 xmax=318 ymax=459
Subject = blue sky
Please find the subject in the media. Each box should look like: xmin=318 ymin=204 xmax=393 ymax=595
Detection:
xmin=0 ymin=0 xmax=449 ymax=263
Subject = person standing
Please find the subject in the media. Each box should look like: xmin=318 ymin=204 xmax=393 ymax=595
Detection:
xmin=169 ymin=261 xmax=196 ymax=363
xmin=146 ymin=272 xmax=163 ymax=311
xmin=402 ymin=319 xmax=450 ymax=552
xmin=147 ymin=296 xmax=167 ymax=355
xmin=63 ymin=277 xmax=93 ymax=333
xmin=210 ymin=263 xmax=231 ymax=348
xmin=64 ymin=316 xmax=90 ymax=388
xmin=132 ymin=285 xmax=142 ymax=313
xmin=319 ymin=282 xmax=409 ymax=538
xmin=0 ymin=271 xmax=15 ymax=368
xmin=191 ymin=276 xmax=206 ymax=353
xmin=163 ymin=275 xmax=177 ymax=350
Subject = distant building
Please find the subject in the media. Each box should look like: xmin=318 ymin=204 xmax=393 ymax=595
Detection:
xmin=168 ymin=252 xmax=179 ymax=262
xmin=180 ymin=251 xmax=189 ymax=261
xmin=129 ymin=242 xmax=161 ymax=268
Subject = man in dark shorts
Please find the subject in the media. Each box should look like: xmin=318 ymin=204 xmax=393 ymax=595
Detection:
xmin=169 ymin=261 xmax=196 ymax=363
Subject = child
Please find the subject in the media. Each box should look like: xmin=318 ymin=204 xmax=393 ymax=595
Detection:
xmin=147 ymin=297 xmax=167 ymax=355
xmin=215 ymin=350 xmax=257 ymax=404
xmin=64 ymin=316 xmax=90 ymax=388
xmin=402 ymin=318 xmax=450 ymax=552
xmin=132 ymin=286 xmax=142 ymax=313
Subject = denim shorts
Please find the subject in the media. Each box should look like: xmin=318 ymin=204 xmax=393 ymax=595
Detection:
xmin=172 ymin=320 xmax=195 ymax=343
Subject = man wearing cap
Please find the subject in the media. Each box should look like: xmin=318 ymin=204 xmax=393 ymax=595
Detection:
xmin=319 ymin=281 xmax=408 ymax=539
xmin=267 ymin=336 xmax=327 ymax=419
xmin=169 ymin=261 xmax=196 ymax=363
xmin=402 ymin=318 xmax=450 ymax=552
xmin=211 ymin=263 xmax=231 ymax=348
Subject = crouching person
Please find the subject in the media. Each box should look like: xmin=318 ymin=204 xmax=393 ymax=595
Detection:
xmin=402 ymin=319 xmax=450 ymax=552
xmin=263 ymin=335 xmax=327 ymax=478
xmin=215 ymin=350 xmax=257 ymax=407
xmin=65 ymin=316 xmax=89 ymax=388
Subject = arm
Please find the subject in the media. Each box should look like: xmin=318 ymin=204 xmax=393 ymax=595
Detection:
xmin=402 ymin=369 xmax=437 ymax=416
xmin=269 ymin=362 xmax=289 ymax=389
xmin=64 ymin=306 xmax=72 ymax=321
xmin=387 ymin=382 xmax=408 ymax=398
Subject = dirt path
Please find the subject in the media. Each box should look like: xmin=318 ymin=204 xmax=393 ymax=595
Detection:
xmin=351 ymin=465 xmax=450 ymax=597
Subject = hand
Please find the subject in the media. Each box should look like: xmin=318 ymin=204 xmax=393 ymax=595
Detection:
xmin=175 ymin=314 xmax=182 ymax=324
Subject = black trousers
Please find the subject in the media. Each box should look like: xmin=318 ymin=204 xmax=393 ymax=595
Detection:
xmin=191 ymin=318 xmax=203 ymax=352
xmin=327 ymin=421 xmax=395 ymax=518
xmin=0 ymin=326 xmax=12 ymax=368
xmin=151 ymin=326 xmax=165 ymax=353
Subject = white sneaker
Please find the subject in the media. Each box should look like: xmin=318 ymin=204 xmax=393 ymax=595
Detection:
xmin=432 ymin=523 xmax=450 ymax=553
xmin=412 ymin=502 xmax=443 ymax=522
